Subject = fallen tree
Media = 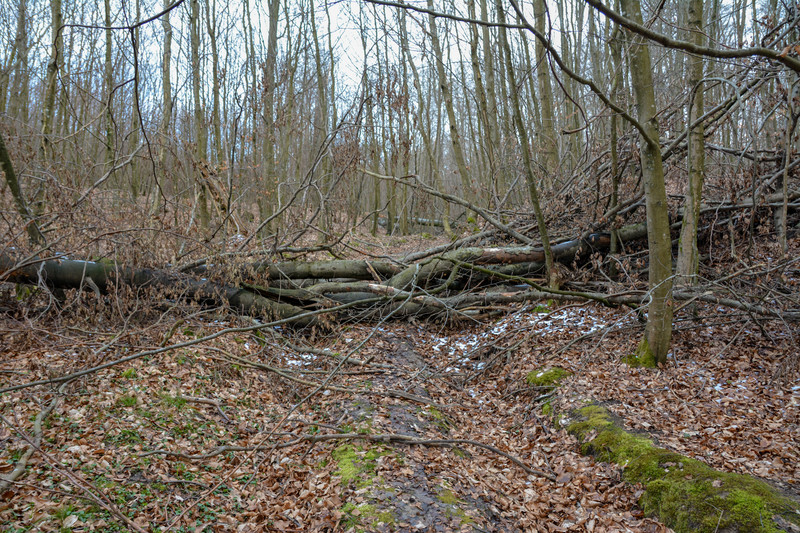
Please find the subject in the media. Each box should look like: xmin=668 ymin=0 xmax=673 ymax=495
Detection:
xmin=566 ymin=404 xmax=800 ymax=533
xmin=3 ymin=207 xmax=800 ymax=326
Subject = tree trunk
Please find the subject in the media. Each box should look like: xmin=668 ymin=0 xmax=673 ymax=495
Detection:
xmin=190 ymin=0 xmax=209 ymax=230
xmin=205 ymin=0 xmax=223 ymax=165
xmin=128 ymin=0 xmax=141 ymax=199
xmin=620 ymin=0 xmax=674 ymax=366
xmin=400 ymin=9 xmax=451 ymax=237
xmin=40 ymin=0 xmax=62 ymax=159
xmin=533 ymin=0 xmax=558 ymax=186
xmin=676 ymin=0 xmax=705 ymax=285
xmin=259 ymin=0 xmax=280 ymax=234
xmin=428 ymin=0 xmax=474 ymax=205
xmin=0 ymin=255 xmax=316 ymax=327
xmin=496 ymin=0 xmax=556 ymax=288
xmin=0 ymin=131 xmax=45 ymax=245
xmin=9 ymin=0 xmax=29 ymax=121
xmin=159 ymin=0 xmax=173 ymax=149
xmin=103 ymin=0 xmax=114 ymax=169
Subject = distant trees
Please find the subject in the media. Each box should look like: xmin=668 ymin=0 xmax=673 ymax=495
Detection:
xmin=1 ymin=0 xmax=799 ymax=363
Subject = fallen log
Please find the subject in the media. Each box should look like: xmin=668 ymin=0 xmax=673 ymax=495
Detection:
xmin=0 ymin=254 xmax=319 ymax=327
xmin=386 ymin=225 xmax=647 ymax=290
xmin=566 ymin=404 xmax=800 ymax=533
xmin=4 ymin=210 xmax=796 ymax=326
xmin=191 ymin=259 xmax=403 ymax=281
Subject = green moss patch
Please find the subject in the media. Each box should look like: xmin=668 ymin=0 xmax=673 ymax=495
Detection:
xmin=340 ymin=502 xmax=395 ymax=530
xmin=333 ymin=444 xmax=395 ymax=531
xmin=421 ymin=406 xmax=453 ymax=433
xmin=566 ymin=404 xmax=800 ymax=533
xmin=437 ymin=487 xmax=475 ymax=526
xmin=526 ymin=366 xmax=571 ymax=388
xmin=623 ymin=338 xmax=658 ymax=368
xmin=331 ymin=444 xmax=385 ymax=487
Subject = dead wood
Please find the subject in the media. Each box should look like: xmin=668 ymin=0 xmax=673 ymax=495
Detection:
xmin=0 ymin=253 xmax=317 ymax=327
xmin=3 ymin=198 xmax=798 ymax=327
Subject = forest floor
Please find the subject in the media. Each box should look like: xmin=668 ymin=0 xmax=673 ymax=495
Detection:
xmin=0 ymin=234 xmax=799 ymax=533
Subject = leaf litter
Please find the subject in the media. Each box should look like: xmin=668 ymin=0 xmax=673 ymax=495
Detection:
xmin=0 ymin=285 xmax=797 ymax=532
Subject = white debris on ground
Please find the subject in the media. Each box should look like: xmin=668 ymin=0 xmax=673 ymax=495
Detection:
xmin=269 ymin=305 xmax=614 ymax=371
xmin=423 ymin=305 xmax=610 ymax=373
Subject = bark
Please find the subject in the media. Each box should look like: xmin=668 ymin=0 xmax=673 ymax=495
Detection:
xmin=608 ymin=24 xmax=623 ymax=270
xmin=205 ymin=0 xmax=223 ymax=164
xmin=428 ymin=0 xmax=474 ymax=204
xmin=259 ymin=0 xmax=280 ymax=233
xmin=676 ymin=0 xmax=705 ymax=285
xmin=104 ymin=0 xmax=114 ymax=168
xmin=3 ymin=207 xmax=796 ymax=326
xmin=190 ymin=0 xmax=210 ymax=230
xmin=468 ymin=0 xmax=495 ymax=185
xmin=309 ymin=0 xmax=332 ymax=232
xmin=9 ymin=0 xmax=29 ymax=121
xmin=128 ymin=0 xmax=141 ymax=198
xmin=384 ymin=227 xmax=647 ymax=291
xmin=40 ymin=0 xmax=62 ymax=158
xmin=400 ymin=10 xmax=451 ymax=235
xmin=0 ymin=131 xmax=45 ymax=245
xmin=152 ymin=0 xmax=172 ymax=215
xmin=159 ymin=0 xmax=173 ymax=159
xmin=620 ymin=0 xmax=674 ymax=366
xmin=479 ymin=0 xmax=501 ymax=163
xmin=0 ymin=254 xmax=316 ymax=327
xmin=193 ymin=259 xmax=403 ymax=281
xmin=533 ymin=0 xmax=558 ymax=185
xmin=495 ymin=0 xmax=556 ymax=288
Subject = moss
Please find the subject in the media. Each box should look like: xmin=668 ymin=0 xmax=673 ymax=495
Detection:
xmin=541 ymin=400 xmax=553 ymax=416
xmin=116 ymin=394 xmax=137 ymax=408
xmin=566 ymin=405 xmax=800 ymax=533
xmin=438 ymin=488 xmax=458 ymax=505
xmin=437 ymin=487 xmax=475 ymax=526
xmin=340 ymin=503 xmax=395 ymax=530
xmin=331 ymin=444 xmax=386 ymax=488
xmin=451 ymin=447 xmax=469 ymax=459
xmin=526 ymin=366 xmax=571 ymax=388
xmin=422 ymin=406 xmax=453 ymax=432
xmin=159 ymin=393 xmax=187 ymax=409
xmin=624 ymin=338 xmax=657 ymax=368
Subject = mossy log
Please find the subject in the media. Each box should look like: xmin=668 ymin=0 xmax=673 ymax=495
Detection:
xmin=565 ymin=404 xmax=800 ymax=533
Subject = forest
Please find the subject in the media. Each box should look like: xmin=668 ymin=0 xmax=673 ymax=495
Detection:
xmin=1 ymin=0 xmax=799 ymax=531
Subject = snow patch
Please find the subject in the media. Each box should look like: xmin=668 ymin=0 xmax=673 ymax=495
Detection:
xmin=422 ymin=305 xmax=608 ymax=373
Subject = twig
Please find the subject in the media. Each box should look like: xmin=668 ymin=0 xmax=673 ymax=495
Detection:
xmin=177 ymin=395 xmax=232 ymax=424
xmin=0 ymin=296 xmax=386 ymax=395
xmin=143 ymin=431 xmax=556 ymax=481
xmin=0 ymin=382 xmax=69 ymax=493
xmin=210 ymin=349 xmax=444 ymax=408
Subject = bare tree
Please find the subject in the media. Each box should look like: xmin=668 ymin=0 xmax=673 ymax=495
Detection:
xmin=676 ymin=0 xmax=705 ymax=284
xmin=619 ymin=0 xmax=673 ymax=365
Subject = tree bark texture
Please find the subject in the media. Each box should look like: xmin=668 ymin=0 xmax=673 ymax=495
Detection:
xmin=620 ymin=0 xmax=674 ymax=366
xmin=676 ymin=0 xmax=705 ymax=285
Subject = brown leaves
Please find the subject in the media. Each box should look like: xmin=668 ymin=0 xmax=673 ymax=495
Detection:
xmin=2 ymin=288 xmax=798 ymax=533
